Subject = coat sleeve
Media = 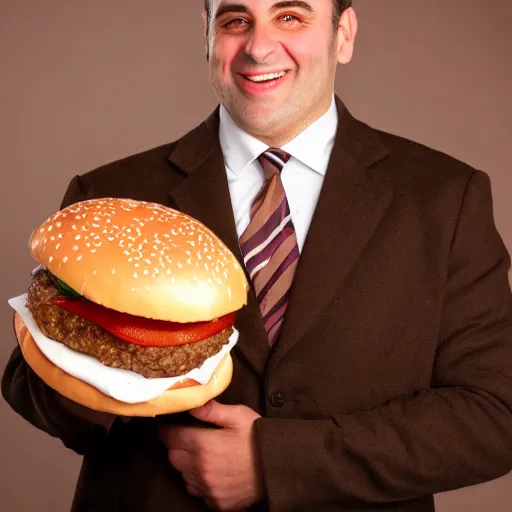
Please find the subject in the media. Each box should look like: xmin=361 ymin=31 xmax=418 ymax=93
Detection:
xmin=1 ymin=176 xmax=113 ymax=455
xmin=255 ymin=170 xmax=512 ymax=510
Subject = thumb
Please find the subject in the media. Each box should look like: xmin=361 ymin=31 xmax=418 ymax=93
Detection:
xmin=189 ymin=400 xmax=244 ymax=428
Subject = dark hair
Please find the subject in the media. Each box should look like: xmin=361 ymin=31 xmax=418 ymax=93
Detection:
xmin=204 ymin=0 xmax=353 ymax=31
xmin=331 ymin=1 xmax=353 ymax=25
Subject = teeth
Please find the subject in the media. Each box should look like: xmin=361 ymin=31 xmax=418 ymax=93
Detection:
xmin=246 ymin=71 xmax=287 ymax=82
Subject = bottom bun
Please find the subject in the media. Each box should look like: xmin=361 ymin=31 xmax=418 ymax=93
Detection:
xmin=13 ymin=312 xmax=233 ymax=417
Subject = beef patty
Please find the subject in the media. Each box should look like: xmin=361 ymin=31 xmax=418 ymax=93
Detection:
xmin=26 ymin=268 xmax=232 ymax=379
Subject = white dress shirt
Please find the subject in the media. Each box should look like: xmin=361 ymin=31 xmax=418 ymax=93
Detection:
xmin=219 ymin=96 xmax=338 ymax=253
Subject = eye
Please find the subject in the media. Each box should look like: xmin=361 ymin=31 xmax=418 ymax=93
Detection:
xmin=223 ymin=17 xmax=250 ymax=32
xmin=278 ymin=14 xmax=301 ymax=26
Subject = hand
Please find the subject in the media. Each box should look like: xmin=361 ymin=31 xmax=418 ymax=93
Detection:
xmin=158 ymin=400 xmax=265 ymax=511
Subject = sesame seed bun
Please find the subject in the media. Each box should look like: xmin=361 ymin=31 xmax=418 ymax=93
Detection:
xmin=29 ymin=198 xmax=249 ymax=322
xmin=14 ymin=312 xmax=233 ymax=417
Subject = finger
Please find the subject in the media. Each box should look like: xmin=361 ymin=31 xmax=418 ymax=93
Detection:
xmin=167 ymin=448 xmax=195 ymax=473
xmin=158 ymin=425 xmax=204 ymax=452
xmin=181 ymin=471 xmax=205 ymax=490
xmin=189 ymin=400 xmax=244 ymax=428
xmin=185 ymin=482 xmax=205 ymax=498
xmin=202 ymin=498 xmax=243 ymax=511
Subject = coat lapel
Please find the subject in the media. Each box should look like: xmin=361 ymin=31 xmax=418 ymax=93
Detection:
xmin=266 ymin=98 xmax=393 ymax=376
xmin=167 ymin=110 xmax=270 ymax=377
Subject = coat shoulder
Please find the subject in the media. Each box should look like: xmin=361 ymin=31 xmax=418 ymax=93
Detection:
xmin=79 ymin=140 xmax=180 ymax=193
xmin=373 ymin=127 xmax=482 ymax=188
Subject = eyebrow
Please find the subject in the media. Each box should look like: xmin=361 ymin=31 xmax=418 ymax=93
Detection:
xmin=214 ymin=3 xmax=249 ymax=19
xmin=270 ymin=1 xmax=314 ymax=13
xmin=214 ymin=1 xmax=314 ymax=19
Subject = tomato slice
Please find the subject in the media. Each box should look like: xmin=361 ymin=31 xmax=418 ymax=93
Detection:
xmin=51 ymin=298 xmax=235 ymax=347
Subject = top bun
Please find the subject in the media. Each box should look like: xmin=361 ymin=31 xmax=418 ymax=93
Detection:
xmin=30 ymin=198 xmax=249 ymax=322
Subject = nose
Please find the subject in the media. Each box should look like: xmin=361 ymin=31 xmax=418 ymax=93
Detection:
xmin=244 ymin=23 xmax=278 ymax=64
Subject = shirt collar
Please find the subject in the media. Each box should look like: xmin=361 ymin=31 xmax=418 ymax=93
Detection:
xmin=219 ymin=94 xmax=338 ymax=176
xmin=219 ymin=106 xmax=267 ymax=176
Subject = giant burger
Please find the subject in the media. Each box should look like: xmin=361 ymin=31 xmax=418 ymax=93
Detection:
xmin=12 ymin=198 xmax=248 ymax=416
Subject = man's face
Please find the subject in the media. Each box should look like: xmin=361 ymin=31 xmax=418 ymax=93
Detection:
xmin=205 ymin=0 xmax=356 ymax=145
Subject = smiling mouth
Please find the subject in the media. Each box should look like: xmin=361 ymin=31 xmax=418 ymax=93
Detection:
xmin=243 ymin=71 xmax=288 ymax=83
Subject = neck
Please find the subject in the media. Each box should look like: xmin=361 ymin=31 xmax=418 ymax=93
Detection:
xmin=225 ymin=94 xmax=334 ymax=148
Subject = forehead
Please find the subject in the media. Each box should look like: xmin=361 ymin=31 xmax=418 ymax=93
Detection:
xmin=209 ymin=0 xmax=329 ymax=13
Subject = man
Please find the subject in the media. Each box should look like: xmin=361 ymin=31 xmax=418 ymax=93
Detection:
xmin=3 ymin=1 xmax=512 ymax=511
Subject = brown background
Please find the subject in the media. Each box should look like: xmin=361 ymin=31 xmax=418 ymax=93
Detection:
xmin=1 ymin=0 xmax=511 ymax=510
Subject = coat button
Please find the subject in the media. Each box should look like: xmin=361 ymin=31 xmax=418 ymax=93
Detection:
xmin=269 ymin=392 xmax=285 ymax=408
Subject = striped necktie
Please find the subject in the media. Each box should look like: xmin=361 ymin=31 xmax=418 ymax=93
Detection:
xmin=239 ymin=149 xmax=300 ymax=346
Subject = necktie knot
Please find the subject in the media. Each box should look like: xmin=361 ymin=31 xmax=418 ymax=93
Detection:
xmin=258 ymin=148 xmax=291 ymax=180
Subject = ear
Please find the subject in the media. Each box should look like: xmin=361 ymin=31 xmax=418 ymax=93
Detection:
xmin=336 ymin=7 xmax=358 ymax=65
